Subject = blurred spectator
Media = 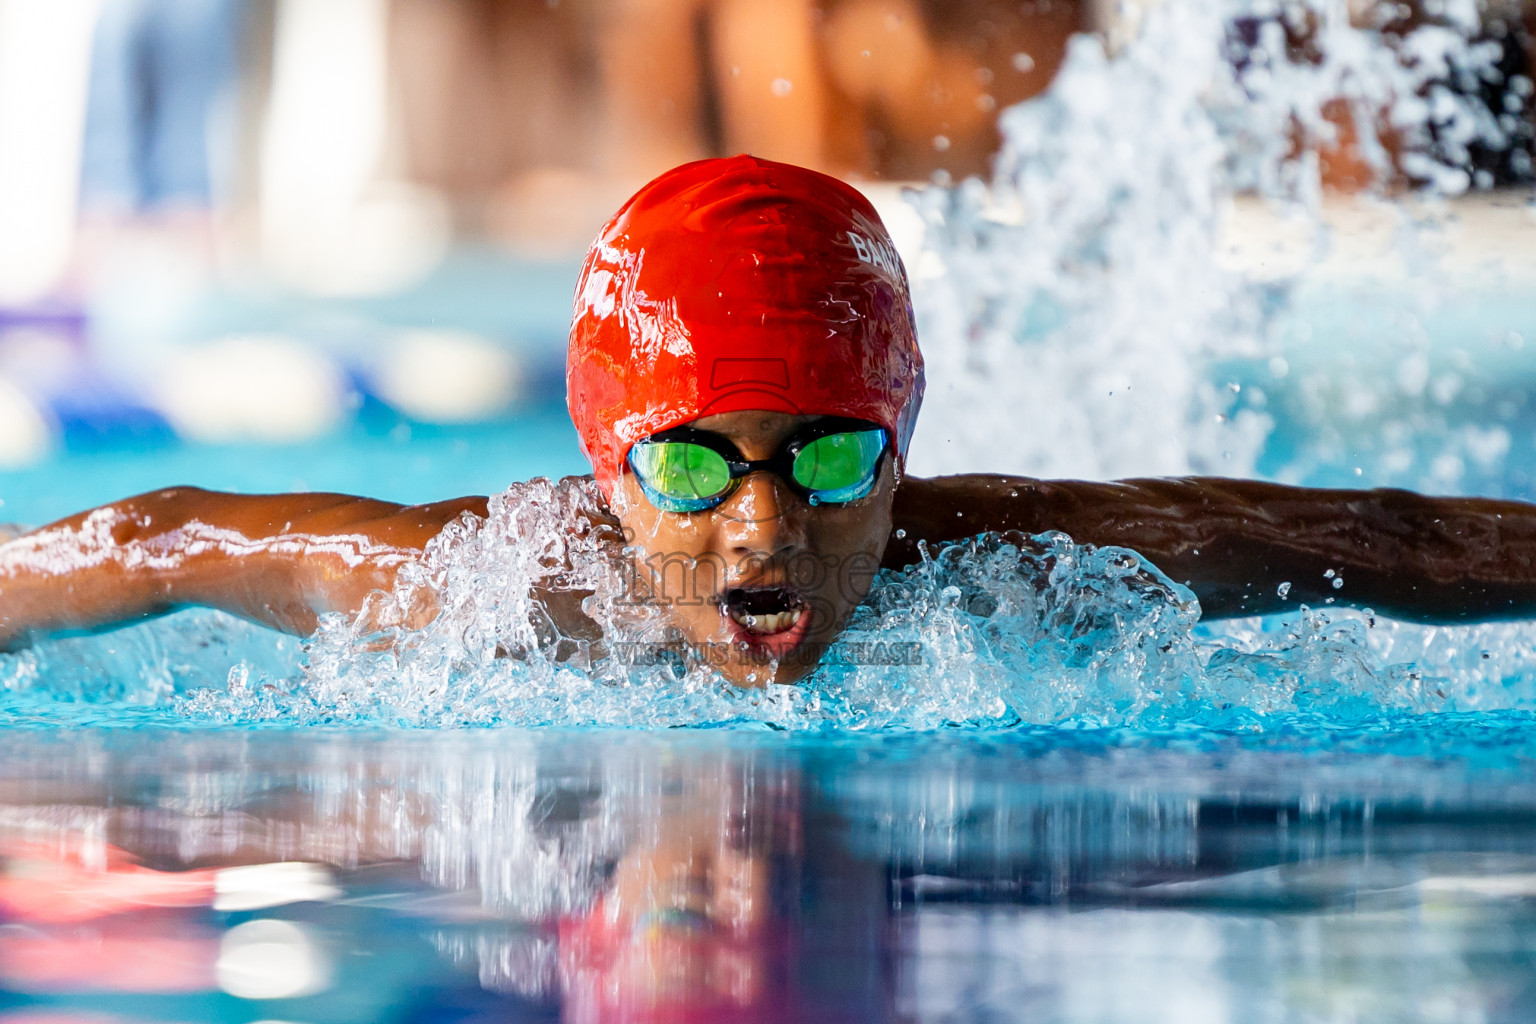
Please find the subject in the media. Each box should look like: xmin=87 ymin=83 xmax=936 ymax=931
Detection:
xmin=70 ymin=0 xmax=263 ymax=329
xmin=708 ymin=0 xmax=830 ymax=168
xmin=389 ymin=0 xmax=605 ymax=223
xmin=78 ymin=0 xmax=248 ymax=215
xmin=385 ymin=0 xmax=1087 ymax=253
xmin=0 ymin=2 xmax=100 ymax=305
xmin=820 ymin=0 xmax=1082 ymax=179
xmin=388 ymin=0 xmax=651 ymax=254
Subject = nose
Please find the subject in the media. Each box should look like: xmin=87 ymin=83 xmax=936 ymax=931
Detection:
xmin=717 ymin=472 xmax=808 ymax=564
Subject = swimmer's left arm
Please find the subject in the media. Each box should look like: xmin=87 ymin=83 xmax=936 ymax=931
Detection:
xmin=888 ymin=474 xmax=1536 ymax=623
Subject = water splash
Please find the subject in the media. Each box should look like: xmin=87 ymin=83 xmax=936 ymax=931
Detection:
xmin=9 ymin=472 xmax=1536 ymax=729
xmin=0 ymin=611 xmax=303 ymax=726
xmin=906 ymin=0 xmax=1519 ymax=484
xmin=164 ymin=478 xmax=1536 ymax=729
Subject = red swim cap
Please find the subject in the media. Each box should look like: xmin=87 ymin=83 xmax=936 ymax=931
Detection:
xmin=567 ymin=155 xmax=924 ymax=500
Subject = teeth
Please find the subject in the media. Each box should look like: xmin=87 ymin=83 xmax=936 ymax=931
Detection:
xmin=727 ymin=606 xmax=803 ymax=634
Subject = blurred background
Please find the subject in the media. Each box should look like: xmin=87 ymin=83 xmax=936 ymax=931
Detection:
xmin=0 ymin=0 xmax=1532 ymax=522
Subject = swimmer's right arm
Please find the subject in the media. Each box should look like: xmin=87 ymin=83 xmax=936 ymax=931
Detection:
xmin=888 ymin=474 xmax=1536 ymax=623
xmin=0 ymin=487 xmax=490 ymax=652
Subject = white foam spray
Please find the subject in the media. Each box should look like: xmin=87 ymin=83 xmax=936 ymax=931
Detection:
xmin=906 ymin=0 xmax=1515 ymax=482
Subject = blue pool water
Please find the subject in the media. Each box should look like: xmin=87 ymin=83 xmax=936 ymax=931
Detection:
xmin=7 ymin=390 xmax=1536 ymax=1020
xmin=0 ymin=725 xmax=1534 ymax=1021
xmin=0 ymin=400 xmax=591 ymax=529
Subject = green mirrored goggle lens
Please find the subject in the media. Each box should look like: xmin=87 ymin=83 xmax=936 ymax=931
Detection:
xmin=628 ymin=441 xmax=732 ymax=503
xmin=791 ymin=429 xmax=886 ymax=501
xmin=629 ymin=427 xmax=887 ymax=512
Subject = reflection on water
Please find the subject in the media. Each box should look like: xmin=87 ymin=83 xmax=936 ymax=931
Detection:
xmin=0 ymin=729 xmax=1534 ymax=1021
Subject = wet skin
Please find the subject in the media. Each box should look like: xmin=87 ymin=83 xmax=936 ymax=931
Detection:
xmin=10 ymin=412 xmax=1536 ymax=681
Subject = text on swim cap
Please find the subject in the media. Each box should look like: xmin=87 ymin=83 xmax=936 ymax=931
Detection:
xmin=848 ymin=231 xmax=902 ymax=277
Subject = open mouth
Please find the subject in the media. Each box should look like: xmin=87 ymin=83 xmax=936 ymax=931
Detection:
xmin=721 ymin=587 xmax=810 ymax=637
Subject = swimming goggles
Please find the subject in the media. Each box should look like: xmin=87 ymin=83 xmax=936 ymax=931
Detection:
xmin=626 ymin=417 xmax=889 ymax=513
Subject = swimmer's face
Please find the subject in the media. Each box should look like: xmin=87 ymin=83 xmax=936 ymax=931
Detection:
xmin=613 ymin=411 xmax=895 ymax=688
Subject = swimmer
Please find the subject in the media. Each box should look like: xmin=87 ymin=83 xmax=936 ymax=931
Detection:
xmin=6 ymin=155 xmax=1536 ymax=688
